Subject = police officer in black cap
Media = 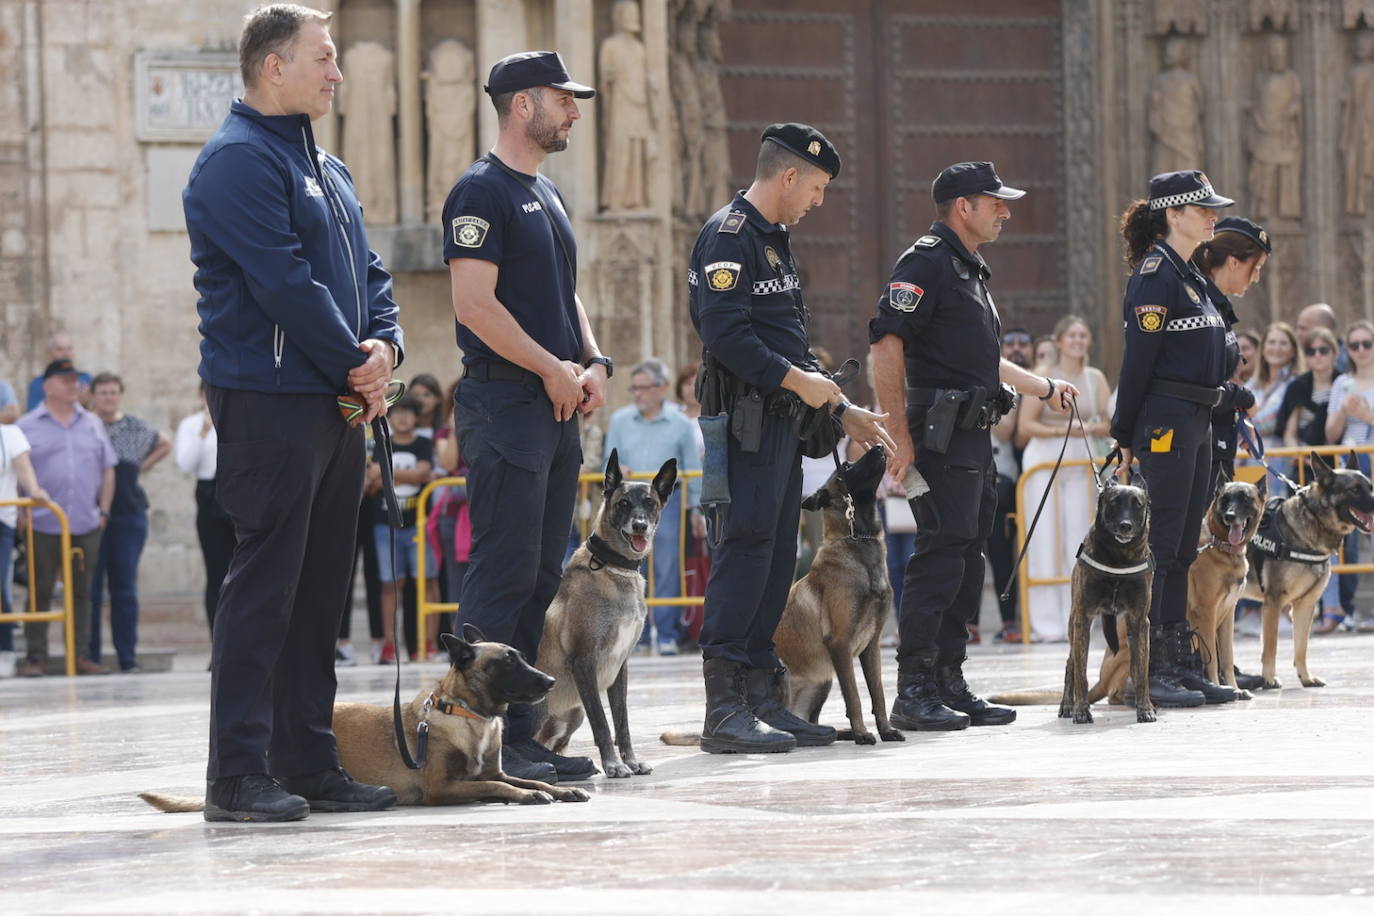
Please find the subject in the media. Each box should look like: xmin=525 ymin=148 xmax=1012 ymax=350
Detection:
xmin=442 ymin=51 xmax=608 ymax=781
xmin=689 ymin=123 xmax=896 ymax=754
xmin=1113 ymin=170 xmax=1241 ymax=707
xmin=869 ymin=161 xmax=1079 ymax=732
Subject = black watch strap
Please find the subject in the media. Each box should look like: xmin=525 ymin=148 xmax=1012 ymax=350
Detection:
xmin=585 ymin=356 xmax=614 ymax=378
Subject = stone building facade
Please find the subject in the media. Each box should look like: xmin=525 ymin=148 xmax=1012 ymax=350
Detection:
xmin=5 ymin=0 xmax=1374 ymax=600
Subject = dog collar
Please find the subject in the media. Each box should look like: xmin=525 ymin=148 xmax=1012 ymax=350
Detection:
xmin=1076 ymin=544 xmax=1155 ymax=577
xmin=587 ymin=533 xmax=642 ymax=572
xmin=427 ymin=692 xmax=490 ymax=722
xmin=1202 ymin=530 xmax=1249 ymax=556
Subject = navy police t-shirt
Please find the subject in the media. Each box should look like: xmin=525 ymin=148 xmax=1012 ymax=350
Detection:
xmin=440 ymin=154 xmax=583 ymax=366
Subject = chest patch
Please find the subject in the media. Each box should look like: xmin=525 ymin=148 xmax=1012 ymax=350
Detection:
xmin=914 ymin=235 xmax=941 ymax=248
xmin=303 ymin=176 xmax=324 ymax=198
xmin=1135 ymin=304 xmax=1167 ymax=332
xmin=452 ymin=215 xmax=490 ymax=248
xmin=1140 ymin=255 xmax=1162 ymax=275
xmin=521 ymin=200 xmax=543 ymax=214
xmin=889 ymin=281 xmax=924 ymax=312
xmin=705 ymin=260 xmax=741 ymax=291
xmin=719 ymin=211 xmax=746 ymax=234
xmin=765 ymin=246 xmax=782 ymax=273
xmin=1185 ymin=285 xmax=1201 ymax=304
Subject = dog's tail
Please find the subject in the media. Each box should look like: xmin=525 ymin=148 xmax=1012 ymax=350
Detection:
xmin=138 ymin=791 xmax=205 ymax=813
xmin=659 ymin=731 xmax=702 ymax=746
xmin=986 ymin=687 xmax=1063 ymax=705
xmin=1102 ymin=613 xmax=1120 ymax=654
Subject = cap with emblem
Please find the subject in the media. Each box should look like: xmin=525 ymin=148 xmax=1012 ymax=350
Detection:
xmin=931 ymin=161 xmax=1025 ymax=205
xmin=484 ymin=51 xmax=595 ymax=99
xmin=1213 ymin=216 xmax=1272 ymax=254
xmin=1147 ymin=170 xmax=1233 ymax=211
xmin=43 ymin=359 xmax=79 ymax=379
xmin=761 ymin=123 xmax=841 ymax=179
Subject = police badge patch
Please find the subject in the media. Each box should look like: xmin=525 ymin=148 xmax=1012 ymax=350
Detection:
xmin=764 ymin=246 xmax=782 ymax=273
xmin=914 ymin=235 xmax=941 ymax=248
xmin=1140 ymin=255 xmax=1162 ymax=275
xmin=705 ymin=260 xmax=742 ymax=291
xmin=1185 ymin=285 xmax=1201 ymax=304
xmin=719 ymin=211 xmax=746 ymax=234
xmin=889 ymin=282 xmax=924 ymax=312
xmin=1135 ymin=304 xmax=1167 ymax=332
xmin=452 ymin=215 xmax=489 ymax=248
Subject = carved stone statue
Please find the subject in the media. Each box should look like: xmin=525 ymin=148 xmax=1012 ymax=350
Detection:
xmin=423 ymin=39 xmax=475 ymax=224
xmin=1149 ymin=37 xmax=1205 ymax=174
xmin=697 ymin=3 xmax=733 ymax=210
xmin=338 ymin=41 xmax=397 ymax=225
xmin=599 ymin=1 xmax=655 ymax=212
xmin=1248 ymin=34 xmax=1303 ymax=220
xmin=1152 ymin=0 xmax=1206 ymax=35
xmin=671 ymin=2 xmax=706 ymax=218
xmin=1343 ymin=31 xmax=1374 ymax=214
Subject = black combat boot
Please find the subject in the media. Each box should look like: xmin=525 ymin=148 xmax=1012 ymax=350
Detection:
xmin=936 ymin=655 xmax=1016 ymax=726
xmin=1167 ymin=625 xmax=1238 ymax=704
xmin=890 ymin=655 xmax=970 ymax=731
xmin=700 ymin=657 xmax=797 ymax=754
xmin=204 ymin=774 xmax=309 ymax=823
xmin=744 ymin=665 xmax=837 ymax=746
xmin=1138 ymin=624 xmax=1205 ymax=708
xmin=1233 ymin=666 xmax=1268 ymax=691
xmin=280 ymin=767 xmax=398 ymax=812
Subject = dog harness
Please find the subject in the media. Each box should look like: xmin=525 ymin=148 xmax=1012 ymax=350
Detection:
xmin=586 ymin=534 xmax=643 ymax=572
xmin=1075 ymin=543 xmax=1155 ymax=577
xmin=1250 ymin=497 xmax=1329 ymax=565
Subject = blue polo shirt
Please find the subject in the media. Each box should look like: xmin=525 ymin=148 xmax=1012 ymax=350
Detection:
xmin=603 ymin=401 xmax=702 ymax=507
xmin=441 ymin=154 xmax=582 ymax=367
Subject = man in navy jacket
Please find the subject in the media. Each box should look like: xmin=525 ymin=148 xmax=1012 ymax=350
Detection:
xmin=183 ymin=3 xmax=402 ymax=822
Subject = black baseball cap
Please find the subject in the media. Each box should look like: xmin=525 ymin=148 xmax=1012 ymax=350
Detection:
xmin=1148 ymin=170 xmax=1233 ymax=210
xmin=43 ymin=359 xmax=78 ymax=380
xmin=1213 ymin=216 xmax=1272 ymax=254
xmin=761 ymin=123 xmax=842 ymax=179
xmin=932 ymin=161 xmax=1025 ymax=205
xmin=484 ymin=51 xmax=595 ymax=99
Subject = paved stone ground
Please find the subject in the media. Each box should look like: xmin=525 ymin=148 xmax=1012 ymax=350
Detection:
xmin=2 ymin=610 xmax=1373 ymax=915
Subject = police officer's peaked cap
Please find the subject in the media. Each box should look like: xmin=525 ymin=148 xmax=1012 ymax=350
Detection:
xmin=761 ymin=123 xmax=841 ymax=179
xmin=484 ymin=51 xmax=595 ymax=99
xmin=1213 ymin=216 xmax=1272 ymax=255
xmin=931 ymin=161 xmax=1025 ymax=205
xmin=1148 ymin=170 xmax=1233 ymax=211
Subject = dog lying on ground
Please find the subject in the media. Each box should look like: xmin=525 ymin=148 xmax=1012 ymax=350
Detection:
xmin=140 ymin=626 xmax=589 ymax=810
xmin=1186 ymin=477 xmax=1265 ymax=697
xmin=1241 ymin=451 xmax=1374 ymax=688
xmin=534 ymin=450 xmax=676 ymax=777
xmin=773 ymin=444 xmax=903 ymax=744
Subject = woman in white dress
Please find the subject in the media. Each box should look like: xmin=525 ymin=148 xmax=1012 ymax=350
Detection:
xmin=1015 ymin=316 xmax=1111 ymax=641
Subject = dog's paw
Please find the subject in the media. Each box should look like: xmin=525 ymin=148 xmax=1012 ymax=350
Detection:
xmin=1072 ymin=709 xmax=1093 ymax=725
xmin=1300 ymin=675 xmax=1326 ymax=688
xmin=1235 ymin=688 xmax=1253 ymax=701
xmin=627 ymin=760 xmax=653 ymax=776
xmin=1136 ymin=706 xmax=1157 ymax=724
xmin=603 ymin=761 xmax=634 ymax=779
xmin=1262 ymin=677 xmax=1283 ymax=690
xmin=518 ymin=790 xmax=555 ymax=805
xmin=556 ymin=788 xmax=591 ymax=803
xmin=878 ymin=728 xmax=906 ymax=743
xmin=1057 ymin=705 xmax=1073 ymax=719
xmin=852 ymin=731 xmax=877 ymax=746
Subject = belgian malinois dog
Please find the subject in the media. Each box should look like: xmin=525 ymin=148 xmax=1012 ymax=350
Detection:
xmin=773 ymin=445 xmax=904 ymax=744
xmin=1240 ymin=451 xmax=1374 ymax=688
xmin=534 ymin=450 xmax=676 ymax=777
xmin=141 ymin=626 xmax=589 ymax=811
xmin=1186 ymin=477 xmax=1266 ymax=696
xmin=1059 ymin=474 xmax=1155 ymax=724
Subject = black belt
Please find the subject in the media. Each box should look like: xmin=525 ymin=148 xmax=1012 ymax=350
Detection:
xmin=907 ymin=387 xmax=970 ymax=406
xmin=1147 ymin=379 xmax=1224 ymax=407
xmin=462 ymin=361 xmax=539 ymax=383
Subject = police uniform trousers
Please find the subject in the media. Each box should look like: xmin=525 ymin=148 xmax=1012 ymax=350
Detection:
xmin=452 ymin=376 xmax=581 ymax=741
xmin=701 ymin=411 xmax=802 ymax=668
xmin=205 ymin=386 xmax=364 ymax=780
xmin=897 ymin=426 xmax=997 ymax=663
xmin=1134 ymin=395 xmax=1212 ymax=627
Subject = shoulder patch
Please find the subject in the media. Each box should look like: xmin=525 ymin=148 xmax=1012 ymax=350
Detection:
xmin=888 ymin=282 xmax=924 ymax=313
xmin=1140 ymin=255 xmax=1162 ymax=275
xmin=705 ymin=261 xmax=742 ymax=291
xmin=1135 ymin=304 xmax=1167 ymax=332
xmin=719 ymin=211 xmax=746 ymax=234
xmin=452 ymin=215 xmax=489 ymax=248
xmin=914 ymin=235 xmax=942 ymax=248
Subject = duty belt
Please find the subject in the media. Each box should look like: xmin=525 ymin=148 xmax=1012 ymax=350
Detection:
xmin=1147 ymin=378 xmax=1224 ymax=407
xmin=907 ymin=386 xmax=1004 ymax=431
xmin=462 ymin=360 xmax=539 ymax=383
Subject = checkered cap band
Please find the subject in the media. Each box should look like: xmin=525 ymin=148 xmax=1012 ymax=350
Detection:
xmin=1149 ymin=184 xmax=1216 ymax=211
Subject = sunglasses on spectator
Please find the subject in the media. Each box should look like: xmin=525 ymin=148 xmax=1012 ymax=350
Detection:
xmin=1002 ymin=333 xmax=1032 ymax=345
xmin=1304 ymin=346 xmax=1332 ymax=357
xmin=1350 ymin=339 xmax=1374 ymax=351
xmin=628 ymin=383 xmax=663 ymax=392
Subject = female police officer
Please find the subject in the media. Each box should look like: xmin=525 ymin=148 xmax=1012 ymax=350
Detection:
xmin=1111 ymin=170 xmax=1240 ymax=708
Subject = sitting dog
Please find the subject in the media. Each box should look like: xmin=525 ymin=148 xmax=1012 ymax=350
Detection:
xmin=1059 ymin=473 xmax=1155 ymax=725
xmin=534 ymin=450 xmax=676 ymax=777
xmin=141 ymin=626 xmax=590 ymax=810
xmin=1186 ymin=477 xmax=1265 ymax=697
xmin=1241 ymin=451 xmax=1374 ymax=688
xmin=773 ymin=444 xmax=904 ymax=744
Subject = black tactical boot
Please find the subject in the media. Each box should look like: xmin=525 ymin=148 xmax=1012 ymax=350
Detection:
xmin=1141 ymin=624 xmax=1205 ymax=708
xmin=937 ymin=656 xmax=1016 ymax=726
xmin=700 ymin=657 xmax=797 ymax=754
xmin=744 ymin=665 xmax=837 ymax=746
xmin=507 ymin=737 xmax=597 ymax=781
xmin=281 ymin=767 xmax=398 ymax=812
xmin=890 ymin=655 xmax=970 ymax=731
xmin=498 ymin=742 xmax=559 ymax=783
xmin=1167 ymin=625 xmax=1238 ymax=704
xmin=1233 ymin=666 xmax=1268 ymax=691
xmin=204 ymin=774 xmax=309 ymax=823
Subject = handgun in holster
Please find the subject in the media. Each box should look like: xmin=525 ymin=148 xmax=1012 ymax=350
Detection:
xmin=957 ymin=386 xmax=988 ymax=431
xmin=731 ymin=388 xmax=765 ymax=454
xmin=922 ymin=389 xmax=966 ymax=454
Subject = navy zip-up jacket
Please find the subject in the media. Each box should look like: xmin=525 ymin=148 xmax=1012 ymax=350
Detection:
xmin=183 ymin=100 xmax=403 ymax=395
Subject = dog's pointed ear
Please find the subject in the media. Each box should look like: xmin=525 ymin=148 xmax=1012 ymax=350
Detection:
xmin=440 ymin=632 xmax=476 ymax=670
xmin=1310 ymin=451 xmax=1334 ymax=487
xmin=1347 ymin=449 xmax=1361 ymax=472
xmin=603 ymin=449 xmax=623 ymax=497
xmin=800 ymin=488 xmax=831 ymax=512
xmin=1129 ymin=471 xmax=1148 ymax=491
xmin=651 ymin=458 xmax=678 ymax=505
xmin=1254 ymin=474 xmax=1267 ymax=499
xmin=460 ymin=622 xmax=486 ymax=644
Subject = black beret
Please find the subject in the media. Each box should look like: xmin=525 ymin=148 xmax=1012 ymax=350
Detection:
xmin=484 ymin=51 xmax=595 ymax=99
xmin=932 ymin=161 xmax=1025 ymax=205
xmin=1213 ymin=216 xmax=1272 ymax=255
xmin=761 ymin=123 xmax=841 ymax=179
xmin=1148 ymin=170 xmax=1233 ymax=210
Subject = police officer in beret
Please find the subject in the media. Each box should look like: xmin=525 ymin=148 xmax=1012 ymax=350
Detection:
xmin=443 ymin=51 xmax=609 ymax=780
xmin=689 ymin=123 xmax=896 ymax=754
xmin=1113 ymin=170 xmax=1241 ymax=707
xmin=869 ymin=161 xmax=1078 ymax=732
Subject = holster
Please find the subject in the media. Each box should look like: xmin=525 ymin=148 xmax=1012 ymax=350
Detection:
xmin=922 ymin=389 xmax=967 ymax=454
xmin=956 ymin=387 xmax=988 ymax=431
xmin=730 ymin=388 xmax=766 ymax=454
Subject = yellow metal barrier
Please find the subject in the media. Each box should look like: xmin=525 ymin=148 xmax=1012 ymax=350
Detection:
xmin=414 ymin=470 xmax=704 ymax=654
xmin=0 ymin=498 xmax=77 ymax=677
xmin=1013 ymin=443 xmax=1374 ymax=646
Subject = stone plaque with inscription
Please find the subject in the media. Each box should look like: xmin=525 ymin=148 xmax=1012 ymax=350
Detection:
xmin=135 ymin=53 xmax=242 ymax=142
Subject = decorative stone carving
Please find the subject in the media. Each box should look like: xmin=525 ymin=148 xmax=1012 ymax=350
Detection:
xmin=1149 ymin=36 xmax=1205 ymax=174
xmin=1343 ymin=31 xmax=1374 ymax=214
xmin=423 ymin=39 xmax=475 ymax=225
xmin=339 ymin=41 xmax=397 ymax=225
xmin=599 ymin=0 xmax=656 ymax=213
xmin=670 ymin=0 xmax=707 ymax=219
xmin=1345 ymin=1 xmax=1374 ymax=29
xmin=1247 ymin=34 xmax=1303 ymax=220
xmin=1249 ymin=0 xmax=1297 ymax=32
xmin=1151 ymin=1 xmax=1206 ymax=36
xmin=697 ymin=0 xmax=733 ymax=210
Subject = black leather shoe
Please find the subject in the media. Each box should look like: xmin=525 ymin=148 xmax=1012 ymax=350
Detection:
xmin=507 ymin=737 xmax=597 ymax=780
xmin=700 ymin=657 xmax=796 ymax=754
xmin=744 ymin=666 xmax=837 ymax=746
xmin=204 ymin=774 xmax=309 ymax=823
xmin=281 ymin=767 xmax=397 ymax=812
xmin=1168 ymin=626 xmax=1238 ymax=704
xmin=890 ymin=656 xmax=970 ymax=731
xmin=1141 ymin=626 xmax=1205 ymax=707
xmin=937 ymin=658 xmax=1016 ymax=726
xmin=1234 ymin=666 xmax=1268 ymax=691
xmin=500 ymin=743 xmax=558 ymax=783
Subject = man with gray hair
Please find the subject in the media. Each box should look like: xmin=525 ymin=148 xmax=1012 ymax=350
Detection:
xmin=26 ymin=333 xmax=92 ymax=411
xmin=1296 ymin=303 xmax=1350 ymax=372
xmin=604 ymin=358 xmax=704 ymax=654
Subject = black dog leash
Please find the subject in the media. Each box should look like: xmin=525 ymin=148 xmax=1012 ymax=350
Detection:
xmin=1000 ymin=395 xmax=1079 ymax=603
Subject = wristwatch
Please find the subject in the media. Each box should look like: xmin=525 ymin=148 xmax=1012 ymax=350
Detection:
xmin=584 ymin=355 xmax=614 ymax=378
xmin=833 ymin=400 xmax=850 ymax=418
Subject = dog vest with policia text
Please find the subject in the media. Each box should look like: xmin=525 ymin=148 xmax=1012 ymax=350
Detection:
xmin=1250 ymin=496 xmax=1328 ymax=589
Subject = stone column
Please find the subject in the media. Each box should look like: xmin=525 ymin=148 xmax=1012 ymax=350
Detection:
xmin=476 ymin=0 xmax=528 ymax=151
xmin=1305 ymin=2 xmax=1338 ymax=305
xmin=396 ymin=0 xmax=423 ymax=224
xmin=316 ymin=0 xmax=339 ymax=152
xmin=551 ymin=0 xmax=597 ymax=239
xmin=1061 ymin=0 xmax=1104 ymax=343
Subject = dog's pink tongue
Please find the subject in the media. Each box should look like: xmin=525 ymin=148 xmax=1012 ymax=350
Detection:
xmin=631 ymin=535 xmax=649 ymax=553
xmin=1228 ymin=523 xmax=1246 ymax=547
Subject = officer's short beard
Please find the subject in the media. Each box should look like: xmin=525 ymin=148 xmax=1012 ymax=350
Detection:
xmin=528 ymin=100 xmax=569 ymax=154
